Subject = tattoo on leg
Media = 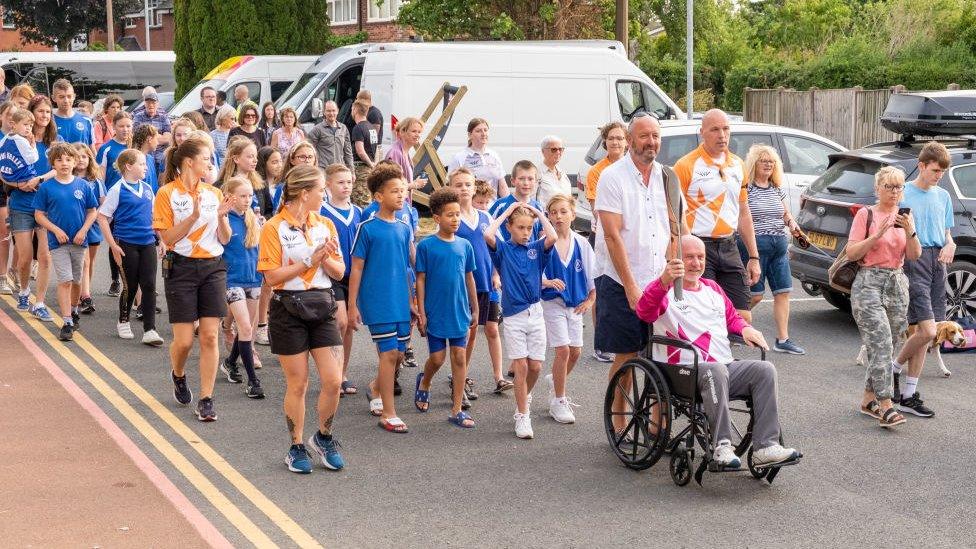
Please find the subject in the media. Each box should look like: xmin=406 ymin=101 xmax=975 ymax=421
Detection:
xmin=322 ymin=413 xmax=334 ymax=436
xmin=286 ymin=415 xmax=297 ymax=440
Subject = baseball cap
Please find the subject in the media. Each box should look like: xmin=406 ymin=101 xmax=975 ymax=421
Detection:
xmin=144 ymin=92 xmax=159 ymax=102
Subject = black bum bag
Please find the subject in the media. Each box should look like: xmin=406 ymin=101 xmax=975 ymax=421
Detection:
xmin=273 ymin=289 xmax=336 ymax=321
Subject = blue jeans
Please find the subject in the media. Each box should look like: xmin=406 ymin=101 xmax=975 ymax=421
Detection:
xmin=738 ymin=234 xmax=793 ymax=295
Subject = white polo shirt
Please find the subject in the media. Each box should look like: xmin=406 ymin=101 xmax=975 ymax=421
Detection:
xmin=594 ymin=155 xmax=675 ymax=290
xmin=537 ymin=164 xmax=573 ymax=207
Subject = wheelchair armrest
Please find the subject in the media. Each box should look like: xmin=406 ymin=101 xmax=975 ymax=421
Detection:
xmin=649 ymin=335 xmax=696 ymax=353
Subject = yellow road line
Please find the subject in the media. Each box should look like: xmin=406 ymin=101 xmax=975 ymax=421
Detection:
xmin=4 ymin=297 xmax=324 ymax=548
xmin=2 ymin=296 xmax=278 ymax=548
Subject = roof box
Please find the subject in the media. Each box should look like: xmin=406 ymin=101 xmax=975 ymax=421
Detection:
xmin=880 ymin=91 xmax=976 ymax=138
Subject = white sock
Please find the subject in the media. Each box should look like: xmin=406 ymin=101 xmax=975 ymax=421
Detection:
xmin=891 ymin=361 xmax=903 ymax=374
xmin=902 ymin=376 xmax=919 ymax=399
xmin=19 ymin=288 xmax=30 ymax=297
xmin=63 ymin=316 xmax=73 ymax=325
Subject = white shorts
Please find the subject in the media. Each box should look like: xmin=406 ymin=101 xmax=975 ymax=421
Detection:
xmin=502 ymin=302 xmax=547 ymax=361
xmin=542 ymin=298 xmax=583 ymax=348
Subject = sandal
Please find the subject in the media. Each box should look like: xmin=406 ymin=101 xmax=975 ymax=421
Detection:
xmin=378 ymin=416 xmax=409 ymax=433
xmin=859 ymin=400 xmax=882 ymax=419
xmin=494 ymin=379 xmax=514 ymax=394
xmin=448 ymin=411 xmax=475 ymax=428
xmin=341 ymin=380 xmax=358 ymax=396
xmin=414 ymin=372 xmax=430 ymax=412
xmin=879 ymin=407 xmax=906 ymax=428
xmin=365 ymin=387 xmax=383 ymax=417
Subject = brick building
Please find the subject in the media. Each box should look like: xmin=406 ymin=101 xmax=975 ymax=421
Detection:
xmin=327 ymin=0 xmax=412 ymax=42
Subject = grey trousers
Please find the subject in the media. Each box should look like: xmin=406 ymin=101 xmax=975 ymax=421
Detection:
xmin=698 ymin=359 xmax=781 ymax=449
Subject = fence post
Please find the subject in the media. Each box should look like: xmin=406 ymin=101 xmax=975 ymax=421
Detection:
xmin=775 ymin=86 xmax=784 ymax=126
xmin=743 ymin=87 xmax=751 ymax=121
xmin=948 ymin=83 xmax=960 ymax=90
xmin=809 ymin=87 xmax=818 ymax=134
xmin=851 ymin=86 xmax=862 ymax=149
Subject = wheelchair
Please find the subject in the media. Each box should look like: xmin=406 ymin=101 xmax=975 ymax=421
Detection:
xmin=603 ymin=330 xmax=802 ymax=486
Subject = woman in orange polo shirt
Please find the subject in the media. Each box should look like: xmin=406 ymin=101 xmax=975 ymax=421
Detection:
xmin=153 ymin=135 xmax=233 ymax=422
xmin=257 ymin=164 xmax=346 ymax=474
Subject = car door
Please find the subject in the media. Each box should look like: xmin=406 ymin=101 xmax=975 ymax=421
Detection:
xmin=778 ymin=133 xmax=843 ymax=214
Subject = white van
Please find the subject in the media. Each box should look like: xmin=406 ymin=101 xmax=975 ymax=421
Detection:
xmin=169 ymin=55 xmax=317 ymax=117
xmin=276 ymin=41 xmax=683 ymax=175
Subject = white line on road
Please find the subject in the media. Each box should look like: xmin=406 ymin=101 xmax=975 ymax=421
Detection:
xmin=758 ymin=297 xmax=825 ymax=303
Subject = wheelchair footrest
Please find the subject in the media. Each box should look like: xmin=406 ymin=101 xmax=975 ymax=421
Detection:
xmin=707 ymin=461 xmax=744 ymax=473
xmin=760 ymin=454 xmax=802 ymax=469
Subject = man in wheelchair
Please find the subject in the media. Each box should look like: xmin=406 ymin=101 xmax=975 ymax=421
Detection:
xmin=635 ymin=235 xmax=799 ymax=469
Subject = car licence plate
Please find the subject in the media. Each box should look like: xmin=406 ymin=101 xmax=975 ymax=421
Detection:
xmin=806 ymin=231 xmax=837 ymax=251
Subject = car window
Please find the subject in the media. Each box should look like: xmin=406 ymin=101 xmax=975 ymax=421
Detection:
xmin=808 ymin=157 xmax=887 ymax=197
xmin=729 ymin=133 xmax=773 ymax=160
xmin=270 ymin=81 xmax=292 ymax=102
xmin=616 ymin=81 xmax=644 ymax=120
xmin=228 ymin=81 xmax=261 ymax=108
xmin=641 ymin=83 xmax=671 ymax=119
xmin=658 ymin=134 xmax=700 ymax=166
xmin=781 ymin=135 xmax=839 ymax=176
xmin=950 ymin=163 xmax=976 ymax=199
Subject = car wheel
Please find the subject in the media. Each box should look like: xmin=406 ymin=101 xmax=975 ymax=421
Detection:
xmin=801 ymin=282 xmax=822 ymax=296
xmin=822 ymin=287 xmax=852 ymax=313
xmin=945 ymin=260 xmax=976 ymax=320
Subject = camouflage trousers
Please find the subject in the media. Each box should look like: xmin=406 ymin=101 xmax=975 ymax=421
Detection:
xmin=851 ymin=267 xmax=909 ymax=400
xmin=351 ymin=161 xmax=373 ymax=207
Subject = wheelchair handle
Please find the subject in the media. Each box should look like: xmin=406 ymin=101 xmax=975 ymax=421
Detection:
xmin=649 ymin=335 xmax=696 ymax=353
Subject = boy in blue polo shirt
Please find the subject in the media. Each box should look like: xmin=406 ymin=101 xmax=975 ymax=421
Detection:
xmin=484 ymin=200 xmax=557 ymax=440
xmin=33 ymin=142 xmax=98 ymax=341
xmin=52 ymin=79 xmax=94 ymax=146
xmin=414 ymin=187 xmax=479 ymax=428
xmin=488 ymin=159 xmax=542 ymax=242
xmin=348 ymin=163 xmax=414 ymax=434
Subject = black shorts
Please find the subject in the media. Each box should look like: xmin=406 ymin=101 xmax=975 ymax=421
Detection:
xmin=476 ymin=291 xmax=501 ymax=325
xmin=702 ymin=236 xmax=751 ymax=311
xmin=331 ymin=275 xmax=350 ymax=302
xmin=0 ymin=185 xmax=7 ymax=208
xmin=164 ymin=256 xmax=228 ymax=323
xmin=594 ymin=275 xmax=648 ymax=354
xmin=269 ymin=290 xmax=342 ymax=355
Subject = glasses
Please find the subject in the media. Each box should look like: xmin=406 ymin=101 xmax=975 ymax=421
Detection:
xmin=882 ymin=184 xmax=905 ymax=191
xmin=547 ymin=147 xmax=565 ymax=153
xmin=295 ymin=154 xmax=315 ymax=161
xmin=244 ymin=113 xmax=257 ymax=119
xmin=759 ymin=159 xmax=776 ymax=165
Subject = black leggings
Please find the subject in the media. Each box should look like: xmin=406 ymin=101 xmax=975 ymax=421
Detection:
xmin=108 ymin=241 xmax=120 ymax=283
xmin=118 ymin=241 xmax=157 ymax=331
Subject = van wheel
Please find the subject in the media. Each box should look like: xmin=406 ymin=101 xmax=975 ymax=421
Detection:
xmin=946 ymin=260 xmax=976 ymax=320
xmin=822 ymin=288 xmax=852 ymax=313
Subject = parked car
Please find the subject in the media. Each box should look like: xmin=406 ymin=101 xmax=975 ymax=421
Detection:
xmin=573 ymin=120 xmax=846 ymax=233
xmin=790 ymin=91 xmax=976 ymax=319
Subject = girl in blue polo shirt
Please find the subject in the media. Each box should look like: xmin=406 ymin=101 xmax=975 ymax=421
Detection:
xmin=73 ymin=143 xmax=105 ymax=315
xmin=96 ymin=149 xmax=163 ymax=347
xmin=96 ymin=111 xmax=132 ymax=297
xmin=540 ymin=195 xmax=595 ymax=425
xmin=219 ymin=176 xmax=264 ymax=399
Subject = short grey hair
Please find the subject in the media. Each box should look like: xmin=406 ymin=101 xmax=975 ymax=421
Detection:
xmin=540 ymin=135 xmax=562 ymax=149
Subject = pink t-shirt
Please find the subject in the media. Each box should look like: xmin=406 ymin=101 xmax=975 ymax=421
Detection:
xmin=848 ymin=206 xmax=907 ymax=269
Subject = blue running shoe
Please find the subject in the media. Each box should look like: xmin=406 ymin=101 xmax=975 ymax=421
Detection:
xmin=308 ymin=432 xmax=345 ymax=470
xmin=30 ymin=304 xmax=53 ymax=322
xmin=773 ymin=338 xmax=806 ymax=355
xmin=16 ymin=294 xmax=29 ymax=310
xmin=286 ymin=444 xmax=313 ymax=474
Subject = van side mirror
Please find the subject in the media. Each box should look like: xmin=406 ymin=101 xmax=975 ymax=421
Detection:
xmin=311 ymin=98 xmax=324 ymax=120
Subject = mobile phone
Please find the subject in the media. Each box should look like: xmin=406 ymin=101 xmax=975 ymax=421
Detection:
xmin=898 ymin=207 xmax=911 ymax=216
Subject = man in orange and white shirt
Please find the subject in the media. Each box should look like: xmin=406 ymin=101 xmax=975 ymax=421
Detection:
xmin=673 ymin=109 xmax=760 ymax=322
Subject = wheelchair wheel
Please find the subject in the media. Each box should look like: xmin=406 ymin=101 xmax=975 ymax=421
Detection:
xmin=603 ymin=357 xmax=672 ymax=470
xmin=669 ymin=449 xmax=693 ymax=486
xmin=746 ymin=447 xmax=767 ymax=479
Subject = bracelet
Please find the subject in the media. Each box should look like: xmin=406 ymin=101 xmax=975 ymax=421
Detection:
xmin=749 ymin=256 xmax=759 ymax=261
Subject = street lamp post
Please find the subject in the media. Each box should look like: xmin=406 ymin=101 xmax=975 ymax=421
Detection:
xmin=686 ymin=0 xmax=693 ymax=117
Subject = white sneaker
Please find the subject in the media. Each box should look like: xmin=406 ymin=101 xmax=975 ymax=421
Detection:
xmin=545 ymin=373 xmax=554 ymax=395
xmin=712 ymin=439 xmax=741 ymax=468
xmin=549 ymin=397 xmax=576 ymax=424
xmin=514 ymin=412 xmax=534 ymax=439
xmin=117 ymin=321 xmax=134 ymax=340
xmin=0 ymin=278 xmax=10 ymax=295
xmin=142 ymin=329 xmax=164 ymax=347
xmin=752 ymin=444 xmax=798 ymax=466
xmin=255 ymin=324 xmax=270 ymax=345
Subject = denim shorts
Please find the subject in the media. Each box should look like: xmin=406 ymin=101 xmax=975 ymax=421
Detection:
xmin=739 ymin=234 xmax=793 ymax=295
xmin=8 ymin=209 xmax=38 ymax=233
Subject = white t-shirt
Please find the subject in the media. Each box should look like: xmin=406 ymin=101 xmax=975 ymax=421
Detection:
xmin=447 ymin=147 xmax=505 ymax=192
xmin=593 ymin=155 xmax=676 ymax=290
xmin=537 ymin=164 xmax=573 ymax=207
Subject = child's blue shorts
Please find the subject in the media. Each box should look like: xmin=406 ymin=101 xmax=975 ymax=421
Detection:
xmin=426 ymin=333 xmax=468 ymax=354
xmin=369 ymin=321 xmax=411 ymax=353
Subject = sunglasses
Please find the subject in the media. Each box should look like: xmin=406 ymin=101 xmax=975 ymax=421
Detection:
xmin=547 ymin=147 xmax=565 ymax=153
xmin=244 ymin=113 xmax=257 ymax=119
xmin=883 ymin=184 xmax=905 ymax=191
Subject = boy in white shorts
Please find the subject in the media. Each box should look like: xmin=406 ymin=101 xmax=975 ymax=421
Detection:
xmin=540 ymin=195 xmax=595 ymax=424
xmin=484 ymin=200 xmax=557 ymax=439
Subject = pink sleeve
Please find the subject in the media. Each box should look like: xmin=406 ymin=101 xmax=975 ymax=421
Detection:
xmin=701 ymin=279 xmax=750 ymax=335
xmin=847 ymin=208 xmax=868 ymax=244
xmin=636 ymin=278 xmax=670 ymax=323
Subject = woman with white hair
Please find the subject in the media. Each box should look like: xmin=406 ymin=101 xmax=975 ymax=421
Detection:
xmin=537 ymin=134 xmax=572 ymax=206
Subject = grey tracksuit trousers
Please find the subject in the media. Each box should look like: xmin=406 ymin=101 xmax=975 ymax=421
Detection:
xmin=698 ymin=359 xmax=781 ymax=449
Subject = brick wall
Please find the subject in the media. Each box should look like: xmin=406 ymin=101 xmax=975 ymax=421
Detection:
xmin=0 ymin=29 xmax=54 ymax=51
xmin=332 ymin=0 xmax=413 ymax=42
xmin=89 ymin=12 xmax=175 ymax=51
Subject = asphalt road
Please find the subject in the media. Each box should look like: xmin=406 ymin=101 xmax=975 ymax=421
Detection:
xmin=7 ymin=265 xmax=975 ymax=548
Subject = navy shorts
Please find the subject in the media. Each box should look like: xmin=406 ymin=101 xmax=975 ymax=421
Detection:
xmin=905 ymin=247 xmax=947 ymax=324
xmin=739 ymin=234 xmax=793 ymax=295
xmin=369 ymin=321 xmax=411 ymax=353
xmin=476 ymin=291 xmax=501 ymax=325
xmin=594 ymin=275 xmax=648 ymax=354
xmin=427 ymin=333 xmax=469 ymax=354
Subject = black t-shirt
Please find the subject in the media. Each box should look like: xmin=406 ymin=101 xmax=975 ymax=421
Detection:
xmin=367 ymin=106 xmax=384 ymax=144
xmin=228 ymin=126 xmax=267 ymax=150
xmin=351 ymin=120 xmax=378 ymax=162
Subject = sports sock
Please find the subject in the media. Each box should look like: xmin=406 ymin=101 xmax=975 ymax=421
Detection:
xmin=902 ymin=376 xmax=919 ymax=399
xmin=19 ymin=288 xmax=30 ymax=297
xmin=227 ymin=337 xmax=241 ymax=365
xmin=63 ymin=316 xmax=73 ymax=325
xmin=238 ymin=340 xmax=258 ymax=384
xmin=891 ymin=361 xmax=903 ymax=374
xmin=317 ymin=431 xmax=332 ymax=441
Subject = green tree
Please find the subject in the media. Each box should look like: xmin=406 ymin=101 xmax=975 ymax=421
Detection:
xmin=397 ymin=0 xmax=605 ymax=41
xmin=0 ymin=0 xmax=140 ymax=49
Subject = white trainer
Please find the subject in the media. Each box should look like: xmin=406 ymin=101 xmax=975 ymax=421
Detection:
xmin=117 ymin=321 xmax=134 ymax=340
xmin=752 ymin=444 xmax=798 ymax=466
xmin=712 ymin=439 xmax=741 ymax=468
xmin=0 ymin=278 xmax=11 ymax=295
xmin=514 ymin=412 xmax=534 ymax=439
xmin=549 ymin=397 xmax=576 ymax=424
xmin=254 ymin=324 xmax=270 ymax=345
xmin=142 ymin=329 xmax=164 ymax=347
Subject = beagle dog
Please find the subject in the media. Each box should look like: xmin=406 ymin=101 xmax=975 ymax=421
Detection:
xmin=856 ymin=320 xmax=967 ymax=377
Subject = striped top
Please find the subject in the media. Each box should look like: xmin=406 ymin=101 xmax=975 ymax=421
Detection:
xmin=746 ymin=183 xmax=788 ymax=236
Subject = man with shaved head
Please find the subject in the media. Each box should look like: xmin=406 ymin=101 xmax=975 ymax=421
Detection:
xmin=635 ymin=234 xmax=799 ymax=469
xmin=674 ymin=109 xmax=760 ymax=323
xmin=307 ymin=100 xmax=354 ymax=171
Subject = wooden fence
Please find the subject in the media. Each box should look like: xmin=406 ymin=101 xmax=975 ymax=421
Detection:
xmin=742 ymin=84 xmax=962 ymax=149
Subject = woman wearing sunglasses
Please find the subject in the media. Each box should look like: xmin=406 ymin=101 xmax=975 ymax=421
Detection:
xmin=229 ymin=102 xmax=268 ymax=150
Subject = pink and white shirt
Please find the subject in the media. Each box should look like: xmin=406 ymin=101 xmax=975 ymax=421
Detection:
xmin=635 ymin=277 xmax=751 ymax=365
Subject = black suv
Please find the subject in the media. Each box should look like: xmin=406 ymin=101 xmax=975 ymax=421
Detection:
xmin=789 ymin=94 xmax=976 ymax=319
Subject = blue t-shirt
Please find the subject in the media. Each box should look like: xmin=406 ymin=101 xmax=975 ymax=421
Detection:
xmin=901 ymin=182 xmax=954 ymax=248
xmin=352 ymin=216 xmax=413 ymax=325
xmin=82 ymin=177 xmax=106 ymax=244
xmin=362 ymin=200 xmax=418 ymax=241
xmin=416 ymin=235 xmax=476 ymax=338
xmin=488 ymin=195 xmax=542 ymax=242
xmin=54 ymin=112 xmax=94 ymax=146
xmin=0 ymin=133 xmax=38 ymax=184
xmin=490 ymin=237 xmax=552 ymax=317
xmin=320 ymin=201 xmax=362 ymax=279
xmin=144 ymin=158 xmax=159 ymax=193
xmin=542 ymin=233 xmax=595 ymax=308
xmin=225 ymin=210 xmax=261 ymax=288
xmin=455 ymin=209 xmax=495 ymax=293
xmin=96 ymin=140 xmax=127 ymax=192
xmin=32 ymin=176 xmax=97 ymax=249
xmin=99 ymin=179 xmax=155 ymax=246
